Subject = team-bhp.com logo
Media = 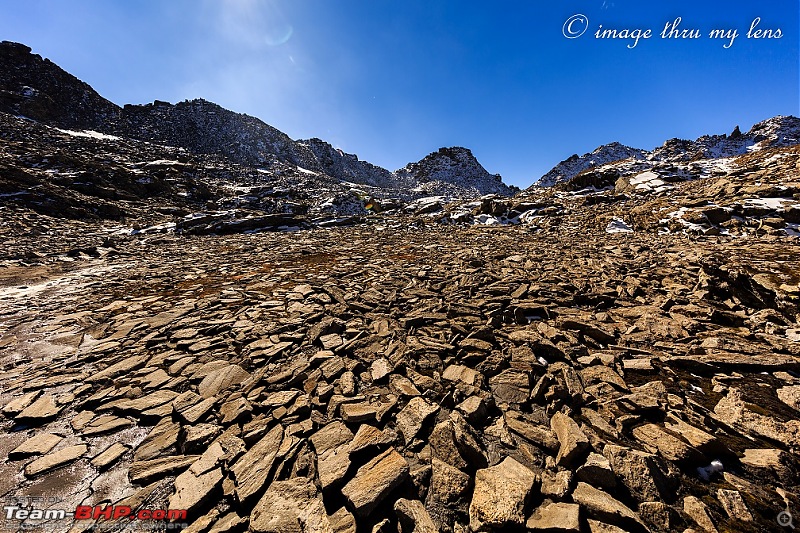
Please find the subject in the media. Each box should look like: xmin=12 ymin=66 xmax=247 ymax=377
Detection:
xmin=4 ymin=504 xmax=188 ymax=529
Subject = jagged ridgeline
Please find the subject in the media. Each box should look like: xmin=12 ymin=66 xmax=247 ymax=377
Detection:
xmin=2 ymin=40 xmax=800 ymax=533
xmin=0 ymin=40 xmax=516 ymax=225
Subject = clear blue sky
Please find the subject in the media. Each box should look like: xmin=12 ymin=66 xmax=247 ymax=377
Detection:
xmin=2 ymin=1 xmax=798 ymax=187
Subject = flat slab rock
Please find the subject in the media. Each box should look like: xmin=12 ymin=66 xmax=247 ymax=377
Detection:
xmin=469 ymin=457 xmax=537 ymax=530
xmin=341 ymin=448 xmax=409 ymax=517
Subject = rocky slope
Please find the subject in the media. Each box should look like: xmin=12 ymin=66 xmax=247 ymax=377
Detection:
xmin=0 ymin=42 xmax=121 ymax=131
xmin=1 ymin=205 xmax=799 ymax=533
xmin=0 ymin=41 xmax=512 ymax=200
xmin=1 ymin=39 xmax=800 ymax=533
xmin=537 ymin=142 xmax=647 ymax=188
xmin=396 ymin=147 xmax=517 ymax=197
xmin=535 ymin=117 xmax=800 ymax=188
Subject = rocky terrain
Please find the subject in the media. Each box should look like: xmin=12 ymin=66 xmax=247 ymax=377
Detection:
xmin=0 ymin=41 xmax=516 ymax=203
xmin=1 ymin=41 xmax=800 ymax=533
xmin=536 ymin=117 xmax=800 ymax=188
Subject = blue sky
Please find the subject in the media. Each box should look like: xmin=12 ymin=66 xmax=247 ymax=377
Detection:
xmin=1 ymin=1 xmax=798 ymax=187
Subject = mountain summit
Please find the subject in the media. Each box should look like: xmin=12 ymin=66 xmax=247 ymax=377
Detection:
xmin=534 ymin=116 xmax=800 ymax=188
xmin=0 ymin=41 xmax=513 ymax=198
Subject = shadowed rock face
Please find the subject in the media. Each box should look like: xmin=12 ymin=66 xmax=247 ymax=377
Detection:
xmin=0 ymin=41 xmax=515 ymax=199
xmin=1 ymin=40 xmax=800 ymax=533
xmin=0 ymin=41 xmax=122 ymax=130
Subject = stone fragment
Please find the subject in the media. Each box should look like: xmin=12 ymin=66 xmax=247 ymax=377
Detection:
xmin=2 ymin=391 xmax=40 ymax=416
xmin=576 ymin=452 xmax=616 ymax=489
xmin=394 ymin=498 xmax=438 ymax=533
xmin=603 ymin=444 xmax=669 ymax=502
xmin=219 ymin=396 xmax=252 ymax=424
xmin=716 ymin=489 xmax=752 ymax=522
xmin=251 ymin=477 xmax=333 ymax=533
xmin=540 ymin=470 xmax=573 ymax=499
xmin=16 ymin=394 xmax=62 ymax=422
xmin=740 ymin=448 xmax=789 ymax=478
xmin=318 ymin=445 xmax=351 ymax=490
xmin=370 ymin=358 xmax=392 ymax=382
xmin=389 ymin=374 xmax=421 ymax=397
xmin=169 ymin=466 xmax=223 ymax=516
xmin=342 ymin=448 xmax=409 ymax=517
xmin=8 ymin=433 xmax=62 ymax=460
xmin=456 ymin=396 xmax=487 ymax=424
xmin=632 ymin=424 xmax=702 ymax=464
xmin=489 ymin=369 xmax=531 ymax=404
xmin=24 ymin=444 xmax=87 ymax=477
xmin=82 ymin=414 xmax=134 ymax=436
xmin=341 ymin=402 xmax=378 ymax=423
xmin=469 ymin=457 xmax=537 ymax=531
xmin=396 ymin=397 xmax=440 ymax=444
xmin=638 ymin=501 xmax=677 ymax=531
xmin=198 ymin=364 xmax=250 ymax=398
xmin=329 ymin=507 xmax=356 ymax=533
xmin=683 ymin=495 xmax=718 ymax=532
xmin=90 ymin=442 xmax=129 ymax=470
xmin=311 ymin=421 xmax=354 ymax=454
xmin=340 ymin=371 xmax=357 ymax=396
xmin=129 ymin=455 xmax=198 ymax=484
xmin=526 ymin=502 xmax=581 ymax=532
xmin=777 ymin=385 xmax=800 ymax=412
xmin=571 ymin=482 xmax=647 ymax=533
xmin=428 ymin=458 xmax=471 ymax=504
xmin=350 ymin=424 xmax=393 ymax=455
xmin=505 ymin=413 xmax=559 ymax=452
xmin=135 ymin=418 xmax=180 ymax=460
xmin=551 ymin=412 xmax=590 ymax=467
xmin=442 ymin=365 xmax=481 ymax=386
xmin=230 ymin=424 xmax=284 ymax=505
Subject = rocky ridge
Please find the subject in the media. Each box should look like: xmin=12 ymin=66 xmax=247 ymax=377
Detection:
xmin=1 ymin=39 xmax=800 ymax=533
xmin=0 ymin=41 xmax=513 ymax=200
xmin=536 ymin=117 xmax=800 ymax=188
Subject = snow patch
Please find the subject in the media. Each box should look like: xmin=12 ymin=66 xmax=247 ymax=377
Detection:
xmin=606 ymin=218 xmax=633 ymax=234
xmin=56 ymin=128 xmax=120 ymax=141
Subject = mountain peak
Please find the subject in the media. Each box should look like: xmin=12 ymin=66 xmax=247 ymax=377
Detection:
xmin=0 ymin=40 xmax=121 ymax=130
xmin=397 ymin=146 xmax=515 ymax=196
xmin=535 ymin=142 xmax=646 ymax=188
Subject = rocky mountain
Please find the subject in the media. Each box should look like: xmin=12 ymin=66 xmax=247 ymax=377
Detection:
xmin=0 ymin=42 xmax=121 ymax=130
xmin=2 ymin=138 xmax=800 ymax=533
xmin=535 ymin=117 xmax=800 ymax=188
xmin=537 ymin=142 xmax=647 ymax=188
xmin=2 ymin=39 xmax=800 ymax=533
xmin=396 ymin=147 xmax=517 ymax=197
xmin=0 ymin=41 xmax=512 ymax=200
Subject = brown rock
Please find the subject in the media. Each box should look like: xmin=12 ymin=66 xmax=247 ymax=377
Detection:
xmin=526 ymin=502 xmax=581 ymax=532
xmin=342 ymin=448 xmax=409 ymax=517
xmin=683 ymin=495 xmax=718 ymax=533
xmin=8 ymin=433 xmax=62 ymax=460
xmin=394 ymin=498 xmax=438 ymax=533
xmin=250 ymin=477 xmax=333 ymax=533
xmin=396 ymin=397 xmax=440 ymax=444
xmin=632 ymin=424 xmax=703 ymax=464
xmin=230 ymin=424 xmax=284 ymax=505
xmin=571 ymin=482 xmax=647 ymax=533
xmin=198 ymin=364 xmax=250 ymax=398
xmin=24 ymin=444 xmax=87 ymax=477
xmin=716 ymin=489 xmax=753 ymax=522
xmin=551 ymin=412 xmax=590 ymax=467
xmin=469 ymin=457 xmax=537 ymax=531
